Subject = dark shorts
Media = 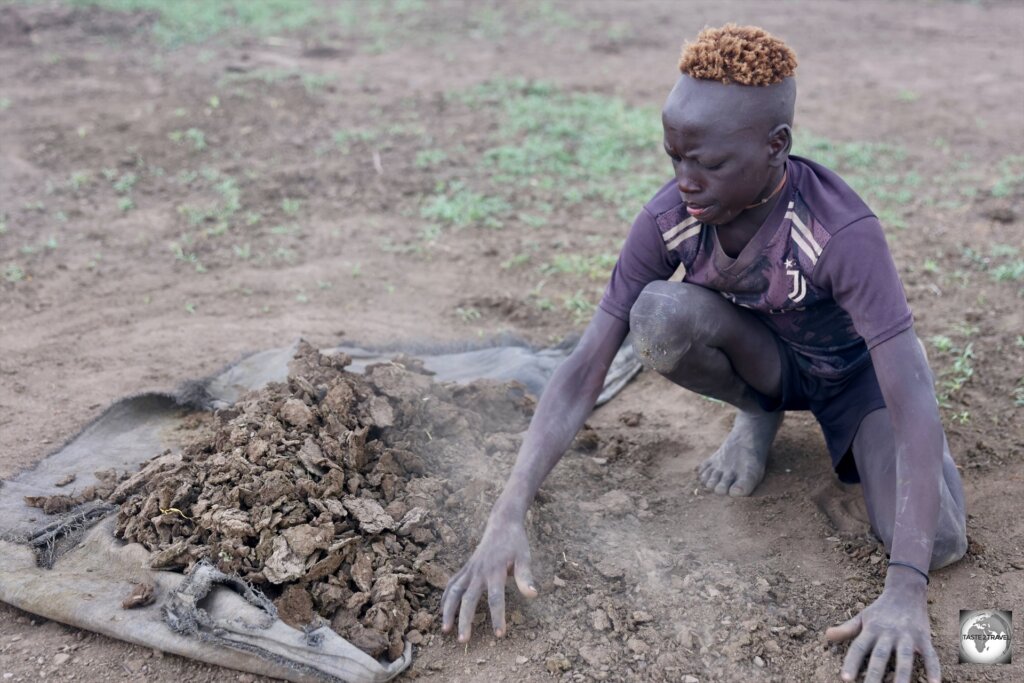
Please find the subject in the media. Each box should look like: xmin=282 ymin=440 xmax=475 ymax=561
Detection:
xmin=755 ymin=335 xmax=887 ymax=484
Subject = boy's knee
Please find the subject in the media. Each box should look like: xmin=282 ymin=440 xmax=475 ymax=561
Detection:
xmin=930 ymin=512 xmax=968 ymax=571
xmin=629 ymin=282 xmax=719 ymax=373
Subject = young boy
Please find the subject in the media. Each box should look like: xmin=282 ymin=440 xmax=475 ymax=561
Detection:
xmin=441 ymin=25 xmax=967 ymax=683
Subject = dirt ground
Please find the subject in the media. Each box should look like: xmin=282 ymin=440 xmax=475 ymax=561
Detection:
xmin=1 ymin=1 xmax=1023 ymax=681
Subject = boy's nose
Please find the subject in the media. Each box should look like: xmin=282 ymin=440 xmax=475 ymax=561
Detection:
xmin=676 ymin=172 xmax=702 ymax=196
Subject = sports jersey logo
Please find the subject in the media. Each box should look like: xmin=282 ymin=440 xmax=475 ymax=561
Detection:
xmin=785 ymin=259 xmax=807 ymax=303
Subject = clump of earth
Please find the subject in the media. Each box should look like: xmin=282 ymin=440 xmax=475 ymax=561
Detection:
xmin=99 ymin=341 xmax=533 ymax=661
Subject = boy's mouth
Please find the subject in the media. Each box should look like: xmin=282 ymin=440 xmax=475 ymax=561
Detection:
xmin=685 ymin=202 xmax=712 ymax=218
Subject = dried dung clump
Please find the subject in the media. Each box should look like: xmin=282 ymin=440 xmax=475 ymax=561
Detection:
xmin=109 ymin=341 xmax=533 ymax=660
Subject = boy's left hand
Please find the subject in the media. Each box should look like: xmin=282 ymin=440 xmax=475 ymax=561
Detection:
xmin=825 ymin=570 xmax=940 ymax=683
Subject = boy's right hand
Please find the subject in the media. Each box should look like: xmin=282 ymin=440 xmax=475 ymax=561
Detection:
xmin=440 ymin=513 xmax=538 ymax=642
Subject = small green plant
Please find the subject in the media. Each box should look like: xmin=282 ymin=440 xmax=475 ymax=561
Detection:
xmin=563 ymin=290 xmax=594 ymax=323
xmin=66 ymin=0 xmax=328 ymax=46
xmin=220 ymin=68 xmax=335 ymax=95
xmin=269 ymin=223 xmax=300 ymax=236
xmin=300 ymin=73 xmax=334 ymax=93
xmin=962 ymin=244 xmax=1024 ymax=284
xmin=944 ymin=343 xmax=974 ymax=403
xmin=272 ymin=246 xmax=296 ymax=264
xmin=232 ymin=243 xmax=252 ymax=260
xmin=540 ymin=252 xmax=617 ymax=281
xmin=1013 ymin=380 xmax=1024 ymax=407
xmin=990 ymin=155 xmax=1024 ymax=198
xmin=415 ymin=149 xmax=447 ymax=169
xmin=333 ymin=129 xmax=377 ymax=153
xmin=112 ymin=172 xmax=137 ymax=194
xmin=185 ymin=128 xmax=207 ymax=151
xmin=419 ymin=224 xmax=442 ymax=243
xmin=520 ymin=213 xmax=548 ymax=229
xmin=170 ymin=241 xmax=205 ymax=272
xmin=169 ymin=128 xmax=207 ymax=150
xmin=992 ymin=260 xmax=1024 ymax=282
xmin=280 ymin=197 xmax=302 ymax=215
xmin=420 ymin=182 xmax=509 ymax=229
xmin=455 ymin=306 xmax=481 ymax=322
xmin=69 ymin=170 xmax=92 ymax=190
xmin=534 ymin=297 xmax=554 ymax=312
xmin=4 ymin=264 xmax=25 ymax=282
xmin=502 ymin=252 xmax=532 ymax=270
xmin=117 ymin=197 xmax=135 ymax=212
xmin=376 ymin=236 xmax=419 ymax=255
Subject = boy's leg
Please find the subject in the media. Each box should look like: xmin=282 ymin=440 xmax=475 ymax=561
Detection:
xmin=851 ymin=408 xmax=968 ymax=570
xmin=629 ymin=281 xmax=784 ymax=497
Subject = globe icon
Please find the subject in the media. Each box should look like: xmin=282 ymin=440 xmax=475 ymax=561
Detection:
xmin=959 ymin=610 xmax=1012 ymax=664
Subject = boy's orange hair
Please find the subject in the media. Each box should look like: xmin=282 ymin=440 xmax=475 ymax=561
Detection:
xmin=679 ymin=24 xmax=797 ymax=86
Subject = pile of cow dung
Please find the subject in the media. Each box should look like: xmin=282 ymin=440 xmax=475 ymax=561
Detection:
xmin=105 ymin=341 xmax=534 ymax=660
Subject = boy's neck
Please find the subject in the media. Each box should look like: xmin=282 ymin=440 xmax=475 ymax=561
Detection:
xmin=715 ymin=174 xmax=788 ymax=258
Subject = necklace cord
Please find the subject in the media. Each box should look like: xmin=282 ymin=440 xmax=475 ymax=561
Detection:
xmin=744 ymin=168 xmax=788 ymax=210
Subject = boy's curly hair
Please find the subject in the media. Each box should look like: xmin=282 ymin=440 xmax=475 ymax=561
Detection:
xmin=679 ymin=24 xmax=797 ymax=86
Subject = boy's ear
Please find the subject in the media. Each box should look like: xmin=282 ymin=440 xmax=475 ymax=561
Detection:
xmin=767 ymin=124 xmax=792 ymax=166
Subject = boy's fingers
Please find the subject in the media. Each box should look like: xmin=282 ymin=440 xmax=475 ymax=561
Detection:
xmin=825 ymin=614 xmax=862 ymax=643
xmin=893 ymin=640 xmax=914 ymax=683
xmin=840 ymin=632 xmax=873 ymax=682
xmin=864 ymin=636 xmax=893 ymax=683
xmin=922 ymin=642 xmax=941 ymax=683
xmin=487 ymin=577 xmax=507 ymax=637
xmin=458 ymin=580 xmax=484 ymax=642
xmin=513 ymin=557 xmax=538 ymax=598
xmin=441 ymin=568 xmax=468 ymax=632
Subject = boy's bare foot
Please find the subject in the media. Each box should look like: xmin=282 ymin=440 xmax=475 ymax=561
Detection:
xmin=697 ymin=410 xmax=782 ymax=496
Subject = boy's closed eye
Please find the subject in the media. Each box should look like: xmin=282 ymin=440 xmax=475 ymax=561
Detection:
xmin=664 ymin=150 xmax=726 ymax=171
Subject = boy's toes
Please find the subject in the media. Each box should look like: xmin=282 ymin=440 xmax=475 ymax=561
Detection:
xmin=728 ymin=477 xmax=756 ymax=497
xmin=714 ymin=472 xmax=737 ymax=495
xmin=703 ymin=468 xmax=723 ymax=491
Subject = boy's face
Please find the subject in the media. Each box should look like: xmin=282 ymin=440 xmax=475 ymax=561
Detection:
xmin=661 ymin=76 xmax=786 ymax=227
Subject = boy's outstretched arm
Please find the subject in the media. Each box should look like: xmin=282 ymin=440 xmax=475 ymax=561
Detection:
xmin=827 ymin=327 xmax=944 ymax=683
xmin=441 ymin=308 xmax=630 ymax=642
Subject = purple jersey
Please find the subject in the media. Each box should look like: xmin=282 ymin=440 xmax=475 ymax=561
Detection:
xmin=599 ymin=156 xmax=913 ymax=380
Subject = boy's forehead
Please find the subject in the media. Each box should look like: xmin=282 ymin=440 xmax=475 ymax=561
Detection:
xmin=663 ymin=96 xmax=756 ymax=138
xmin=662 ymin=77 xmax=772 ymax=137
